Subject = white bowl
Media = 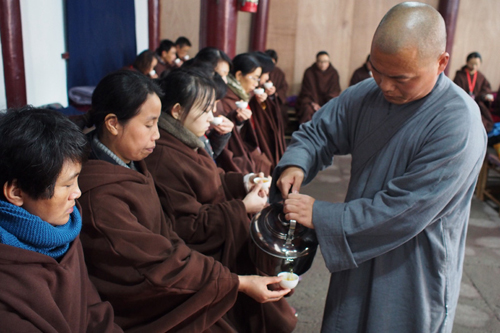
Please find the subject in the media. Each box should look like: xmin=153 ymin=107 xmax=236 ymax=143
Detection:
xmin=278 ymin=272 xmax=299 ymax=289
xmin=174 ymin=58 xmax=182 ymax=64
xmin=254 ymin=88 xmax=265 ymax=95
xmin=264 ymin=82 xmax=273 ymax=89
xmin=253 ymin=177 xmax=271 ymax=189
xmin=235 ymin=101 xmax=248 ymax=109
xmin=210 ymin=116 xmax=223 ymax=126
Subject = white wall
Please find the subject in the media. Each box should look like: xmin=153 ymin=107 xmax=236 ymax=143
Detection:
xmin=135 ymin=0 xmax=149 ymax=54
xmin=20 ymin=0 xmax=68 ymax=107
xmin=0 ymin=38 xmax=6 ymax=111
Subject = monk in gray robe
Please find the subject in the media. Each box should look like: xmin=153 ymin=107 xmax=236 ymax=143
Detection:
xmin=271 ymin=3 xmax=487 ymax=332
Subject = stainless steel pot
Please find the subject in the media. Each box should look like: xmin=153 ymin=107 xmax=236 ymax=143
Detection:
xmin=249 ymin=202 xmax=318 ymax=276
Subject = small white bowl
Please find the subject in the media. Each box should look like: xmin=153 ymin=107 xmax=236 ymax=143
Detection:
xmin=184 ymin=55 xmax=190 ymax=60
xmin=253 ymin=177 xmax=271 ymax=189
xmin=264 ymin=82 xmax=273 ymax=89
xmin=210 ymin=116 xmax=223 ymax=126
xmin=254 ymin=88 xmax=265 ymax=95
xmin=174 ymin=58 xmax=182 ymax=64
xmin=235 ymin=101 xmax=248 ymax=109
xmin=278 ymin=272 xmax=299 ymax=289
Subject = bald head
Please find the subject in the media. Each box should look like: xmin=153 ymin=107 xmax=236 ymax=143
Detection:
xmin=372 ymin=2 xmax=446 ymax=62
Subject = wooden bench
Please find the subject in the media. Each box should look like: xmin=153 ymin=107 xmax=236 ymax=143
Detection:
xmin=475 ymin=148 xmax=500 ymax=213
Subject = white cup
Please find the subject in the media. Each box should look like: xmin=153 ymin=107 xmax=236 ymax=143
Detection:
xmin=253 ymin=177 xmax=271 ymax=189
xmin=278 ymin=272 xmax=299 ymax=289
xmin=254 ymin=88 xmax=265 ymax=95
xmin=235 ymin=101 xmax=248 ymax=109
xmin=264 ymin=82 xmax=273 ymax=89
xmin=174 ymin=58 xmax=182 ymax=64
xmin=210 ymin=116 xmax=223 ymax=126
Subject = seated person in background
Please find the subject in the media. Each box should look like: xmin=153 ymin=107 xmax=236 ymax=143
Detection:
xmin=265 ymin=49 xmax=290 ymax=125
xmin=77 ymin=70 xmax=288 ymax=332
xmin=154 ymin=39 xmax=177 ymax=77
xmin=349 ymin=54 xmax=372 ymax=86
xmin=296 ymin=51 xmax=341 ymax=123
xmin=453 ymin=52 xmax=494 ymax=132
xmin=145 ymin=68 xmax=297 ymax=333
xmin=0 ymin=106 xmax=121 ymax=332
xmin=132 ymin=50 xmax=158 ymax=79
xmin=191 ymin=46 xmax=233 ymax=84
xmin=174 ymin=36 xmax=192 ymax=66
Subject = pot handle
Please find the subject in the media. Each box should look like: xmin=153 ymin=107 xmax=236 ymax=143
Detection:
xmin=285 ymin=219 xmax=296 ymax=247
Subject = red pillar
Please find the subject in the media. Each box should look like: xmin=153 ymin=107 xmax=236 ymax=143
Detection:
xmin=0 ymin=0 xmax=27 ymax=108
xmin=438 ymin=0 xmax=460 ymax=76
xmin=250 ymin=0 xmax=270 ymax=52
xmin=199 ymin=0 xmax=238 ymax=58
xmin=148 ymin=0 xmax=160 ymax=51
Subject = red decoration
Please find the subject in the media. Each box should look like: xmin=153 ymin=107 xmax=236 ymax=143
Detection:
xmin=239 ymin=0 xmax=258 ymax=13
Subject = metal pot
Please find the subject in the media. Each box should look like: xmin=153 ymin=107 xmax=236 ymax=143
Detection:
xmin=249 ymin=202 xmax=318 ymax=276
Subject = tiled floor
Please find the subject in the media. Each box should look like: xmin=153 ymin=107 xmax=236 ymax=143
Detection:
xmin=285 ymin=155 xmax=500 ymax=332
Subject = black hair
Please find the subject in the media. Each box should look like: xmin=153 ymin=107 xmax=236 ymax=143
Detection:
xmin=195 ymin=47 xmax=233 ymax=72
xmin=0 ymin=106 xmax=88 ymax=201
xmin=158 ymin=68 xmax=216 ymax=123
xmin=213 ymin=72 xmax=227 ymax=101
xmin=366 ymin=54 xmax=371 ymax=62
xmin=251 ymin=51 xmax=275 ymax=74
xmin=175 ymin=36 xmax=192 ymax=48
xmin=89 ymin=70 xmax=163 ymax=134
xmin=466 ymin=52 xmax=482 ymax=62
xmin=316 ymin=51 xmax=329 ymax=59
xmin=156 ymin=39 xmax=176 ymax=56
xmin=231 ymin=53 xmax=261 ymax=76
xmin=264 ymin=49 xmax=278 ymax=63
xmin=133 ymin=50 xmax=156 ymax=75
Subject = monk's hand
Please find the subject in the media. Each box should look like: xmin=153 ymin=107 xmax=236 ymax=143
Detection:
xmin=212 ymin=116 xmax=234 ymax=134
xmin=485 ymin=94 xmax=494 ymax=102
xmin=277 ymin=166 xmax=304 ymax=199
xmin=311 ymin=102 xmax=321 ymax=111
xmin=255 ymin=92 xmax=268 ymax=103
xmin=265 ymin=85 xmax=276 ymax=96
xmin=283 ymin=193 xmax=315 ymax=229
xmin=243 ymin=182 xmax=267 ymax=214
xmin=236 ymin=107 xmax=252 ymax=122
xmin=238 ymin=275 xmax=291 ymax=303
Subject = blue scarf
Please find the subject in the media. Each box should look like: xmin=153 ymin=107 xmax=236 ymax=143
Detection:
xmin=0 ymin=200 xmax=81 ymax=259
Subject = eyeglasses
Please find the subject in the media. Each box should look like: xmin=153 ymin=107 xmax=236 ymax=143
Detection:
xmin=247 ymin=75 xmax=260 ymax=82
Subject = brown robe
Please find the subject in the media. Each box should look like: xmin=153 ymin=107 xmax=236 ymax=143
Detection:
xmin=145 ymin=127 xmax=297 ymax=333
xmin=349 ymin=64 xmax=372 ymax=86
xmin=249 ymin=95 xmax=287 ymax=172
xmin=269 ymin=66 xmax=289 ymax=125
xmin=219 ymin=88 xmax=273 ymax=175
xmin=453 ymin=66 xmax=494 ymax=132
xmin=296 ymin=63 xmax=341 ymax=123
xmin=154 ymin=56 xmax=175 ymax=78
xmin=0 ymin=237 xmax=121 ymax=333
xmin=78 ymin=158 xmax=239 ymax=333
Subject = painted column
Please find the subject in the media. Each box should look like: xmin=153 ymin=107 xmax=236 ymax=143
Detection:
xmin=0 ymin=0 xmax=27 ymax=108
xmin=199 ymin=0 xmax=238 ymax=58
xmin=250 ymin=0 xmax=269 ymax=52
xmin=438 ymin=0 xmax=460 ymax=76
xmin=148 ymin=0 xmax=160 ymax=50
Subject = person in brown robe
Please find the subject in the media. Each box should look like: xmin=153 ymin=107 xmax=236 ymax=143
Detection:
xmin=154 ymin=39 xmax=177 ymax=77
xmin=0 ymin=106 xmax=121 ymax=332
xmin=146 ymin=68 xmax=297 ymax=333
xmin=453 ymin=52 xmax=495 ymax=132
xmin=296 ymin=51 xmax=341 ymax=124
xmin=78 ymin=70 xmax=290 ymax=332
xmin=219 ymin=53 xmax=273 ymax=175
xmin=349 ymin=54 xmax=372 ymax=86
xmin=265 ymin=49 xmax=290 ymax=125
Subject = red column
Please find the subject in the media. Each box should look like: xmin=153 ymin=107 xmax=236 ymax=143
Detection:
xmin=148 ymin=0 xmax=160 ymax=51
xmin=199 ymin=0 xmax=238 ymax=58
xmin=0 ymin=0 xmax=27 ymax=108
xmin=250 ymin=0 xmax=270 ymax=52
xmin=438 ymin=0 xmax=460 ymax=76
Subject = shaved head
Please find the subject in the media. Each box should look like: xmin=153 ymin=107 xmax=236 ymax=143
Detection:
xmin=372 ymin=2 xmax=446 ymax=63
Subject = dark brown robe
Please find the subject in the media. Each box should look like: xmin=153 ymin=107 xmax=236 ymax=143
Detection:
xmin=219 ymin=88 xmax=273 ymax=175
xmin=78 ymin=158 xmax=239 ymax=333
xmin=453 ymin=66 xmax=494 ymax=132
xmin=349 ymin=64 xmax=372 ymax=86
xmin=0 ymin=237 xmax=121 ymax=332
xmin=145 ymin=128 xmax=297 ymax=333
xmin=296 ymin=63 xmax=341 ymax=124
xmin=494 ymin=85 xmax=500 ymax=116
xmin=269 ymin=66 xmax=289 ymax=125
xmin=249 ymin=95 xmax=287 ymax=172
xmin=154 ymin=56 xmax=175 ymax=78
